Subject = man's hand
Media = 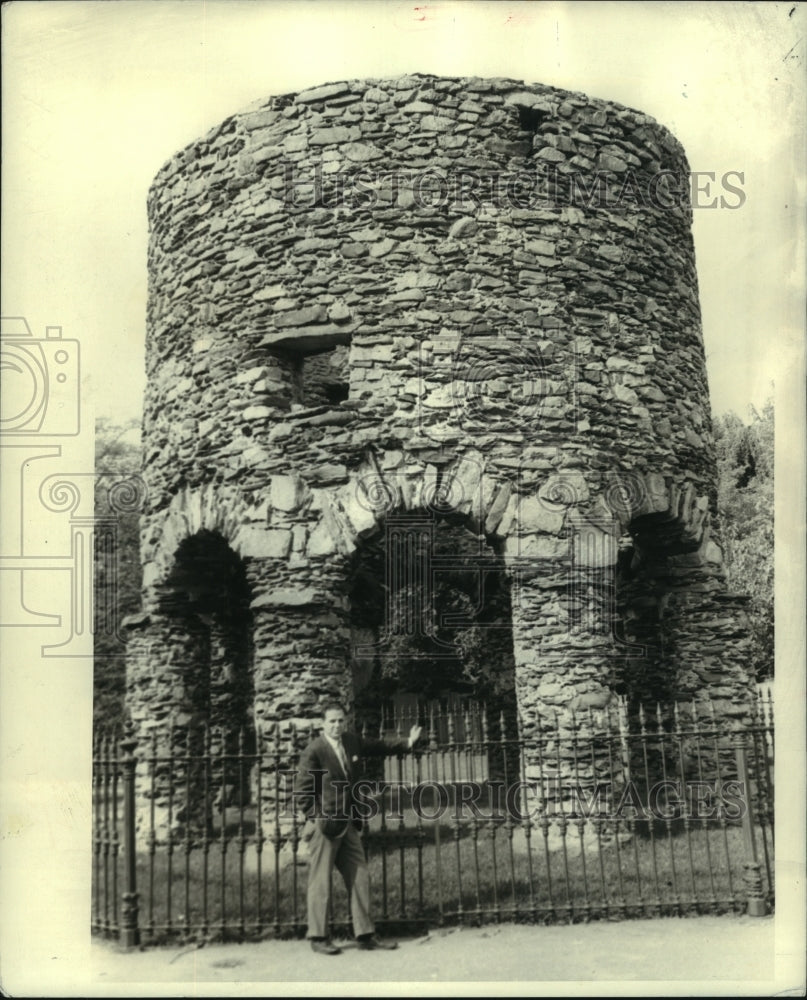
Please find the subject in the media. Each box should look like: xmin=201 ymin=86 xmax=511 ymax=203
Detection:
xmin=408 ymin=724 xmax=423 ymax=748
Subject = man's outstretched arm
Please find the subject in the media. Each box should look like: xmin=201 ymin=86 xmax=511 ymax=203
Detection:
xmin=360 ymin=724 xmax=423 ymax=756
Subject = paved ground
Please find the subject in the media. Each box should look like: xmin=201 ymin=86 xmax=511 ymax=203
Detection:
xmin=83 ymin=914 xmax=788 ymax=996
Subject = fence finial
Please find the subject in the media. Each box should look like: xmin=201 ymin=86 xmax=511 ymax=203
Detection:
xmin=428 ymin=702 xmax=437 ymax=750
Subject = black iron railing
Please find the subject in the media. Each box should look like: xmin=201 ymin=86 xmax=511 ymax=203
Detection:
xmin=92 ymin=692 xmax=774 ymax=947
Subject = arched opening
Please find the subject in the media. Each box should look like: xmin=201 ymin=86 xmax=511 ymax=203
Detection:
xmin=160 ymin=530 xmax=254 ymax=732
xmin=617 ymin=504 xmax=715 ymax=714
xmin=155 ymin=530 xmax=255 ymax=813
xmin=347 ymin=509 xmax=519 ymax=783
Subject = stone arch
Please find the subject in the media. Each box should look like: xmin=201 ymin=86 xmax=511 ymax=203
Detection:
xmin=306 ymin=448 xmax=522 ymax=560
xmin=613 ymin=471 xmax=719 ymax=561
xmin=156 ymin=529 xmax=255 ymax=736
xmin=347 ymin=507 xmax=518 ymax=698
xmin=141 ymin=483 xmax=253 ymax=592
xmin=126 ymin=526 xmax=256 ymax=838
xmin=344 ymin=497 xmax=521 ymax=787
xmin=601 ymin=470 xmax=755 ymax=719
xmin=281 ymin=448 xmax=521 ymax=717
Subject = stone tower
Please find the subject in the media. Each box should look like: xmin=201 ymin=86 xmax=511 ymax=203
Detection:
xmin=126 ymin=75 xmax=754 ymax=785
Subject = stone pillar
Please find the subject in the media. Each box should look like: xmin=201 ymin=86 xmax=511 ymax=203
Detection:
xmin=249 ymin=583 xmax=352 ymax=726
xmin=616 ymin=542 xmax=756 ymax=785
xmin=247 ymin=558 xmax=353 ymax=835
xmin=504 ymin=501 xmax=642 ymax=800
xmin=124 ymin=608 xmax=211 ymax=841
xmin=618 ymin=527 xmax=756 ymax=720
xmin=206 ymin=613 xmax=254 ymax=807
xmin=657 ymin=565 xmax=755 ymax=719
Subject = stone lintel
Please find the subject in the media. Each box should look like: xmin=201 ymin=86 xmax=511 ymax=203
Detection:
xmin=260 ymin=325 xmax=355 ymax=353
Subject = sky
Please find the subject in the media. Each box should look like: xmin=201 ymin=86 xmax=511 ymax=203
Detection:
xmin=3 ymin=0 xmax=805 ymax=428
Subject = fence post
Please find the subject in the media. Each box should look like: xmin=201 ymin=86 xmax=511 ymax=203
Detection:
xmin=120 ymin=729 xmax=141 ymax=947
xmin=733 ymin=728 xmax=766 ymax=917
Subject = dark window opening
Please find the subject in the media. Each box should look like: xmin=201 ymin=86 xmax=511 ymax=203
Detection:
xmin=517 ymin=104 xmax=550 ymax=132
xmin=292 ymin=343 xmax=350 ymax=408
xmin=323 ymin=381 xmax=350 ymax=405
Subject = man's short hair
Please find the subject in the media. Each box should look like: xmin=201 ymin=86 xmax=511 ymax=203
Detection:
xmin=321 ymin=700 xmax=346 ymax=718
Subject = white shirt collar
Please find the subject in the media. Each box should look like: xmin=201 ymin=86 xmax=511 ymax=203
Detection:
xmin=323 ymin=732 xmax=346 ymax=758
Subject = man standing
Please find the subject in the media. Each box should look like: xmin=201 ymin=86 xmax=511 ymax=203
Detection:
xmin=296 ymin=701 xmax=422 ymax=955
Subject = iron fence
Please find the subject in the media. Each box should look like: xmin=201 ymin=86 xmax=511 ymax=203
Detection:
xmin=93 ymin=691 xmax=774 ymax=947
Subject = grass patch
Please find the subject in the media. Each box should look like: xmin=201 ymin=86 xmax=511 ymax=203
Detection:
xmin=93 ymin=810 xmax=773 ymax=945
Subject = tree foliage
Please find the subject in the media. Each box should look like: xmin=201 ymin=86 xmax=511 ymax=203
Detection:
xmin=94 ymin=417 xmax=143 ymax=729
xmin=380 ymin=579 xmax=487 ymax=697
xmin=713 ymin=400 xmax=774 ymax=681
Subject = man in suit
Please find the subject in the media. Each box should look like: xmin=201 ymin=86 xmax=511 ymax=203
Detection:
xmin=296 ymin=701 xmax=422 ymax=955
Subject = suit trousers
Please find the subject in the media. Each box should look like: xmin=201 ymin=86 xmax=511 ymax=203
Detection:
xmin=306 ymin=821 xmax=374 ymax=940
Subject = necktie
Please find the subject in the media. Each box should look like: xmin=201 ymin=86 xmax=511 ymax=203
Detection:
xmin=336 ymin=740 xmax=349 ymax=775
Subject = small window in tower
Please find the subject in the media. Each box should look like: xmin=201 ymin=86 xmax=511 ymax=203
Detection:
xmin=517 ymin=104 xmax=550 ymax=132
xmin=293 ymin=343 xmax=350 ymax=408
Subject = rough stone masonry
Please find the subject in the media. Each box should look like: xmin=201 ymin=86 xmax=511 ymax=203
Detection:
xmin=125 ymin=74 xmax=755 ymax=818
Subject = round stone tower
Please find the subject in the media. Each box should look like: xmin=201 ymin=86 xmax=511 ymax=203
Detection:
xmin=126 ymin=74 xmax=753 ymax=792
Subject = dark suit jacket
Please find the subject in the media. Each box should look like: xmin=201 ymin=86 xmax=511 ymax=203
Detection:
xmin=296 ymin=732 xmax=411 ymax=838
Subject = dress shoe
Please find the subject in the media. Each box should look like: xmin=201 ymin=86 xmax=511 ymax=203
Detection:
xmin=357 ymin=934 xmax=398 ymax=950
xmin=310 ymin=938 xmax=341 ymax=955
